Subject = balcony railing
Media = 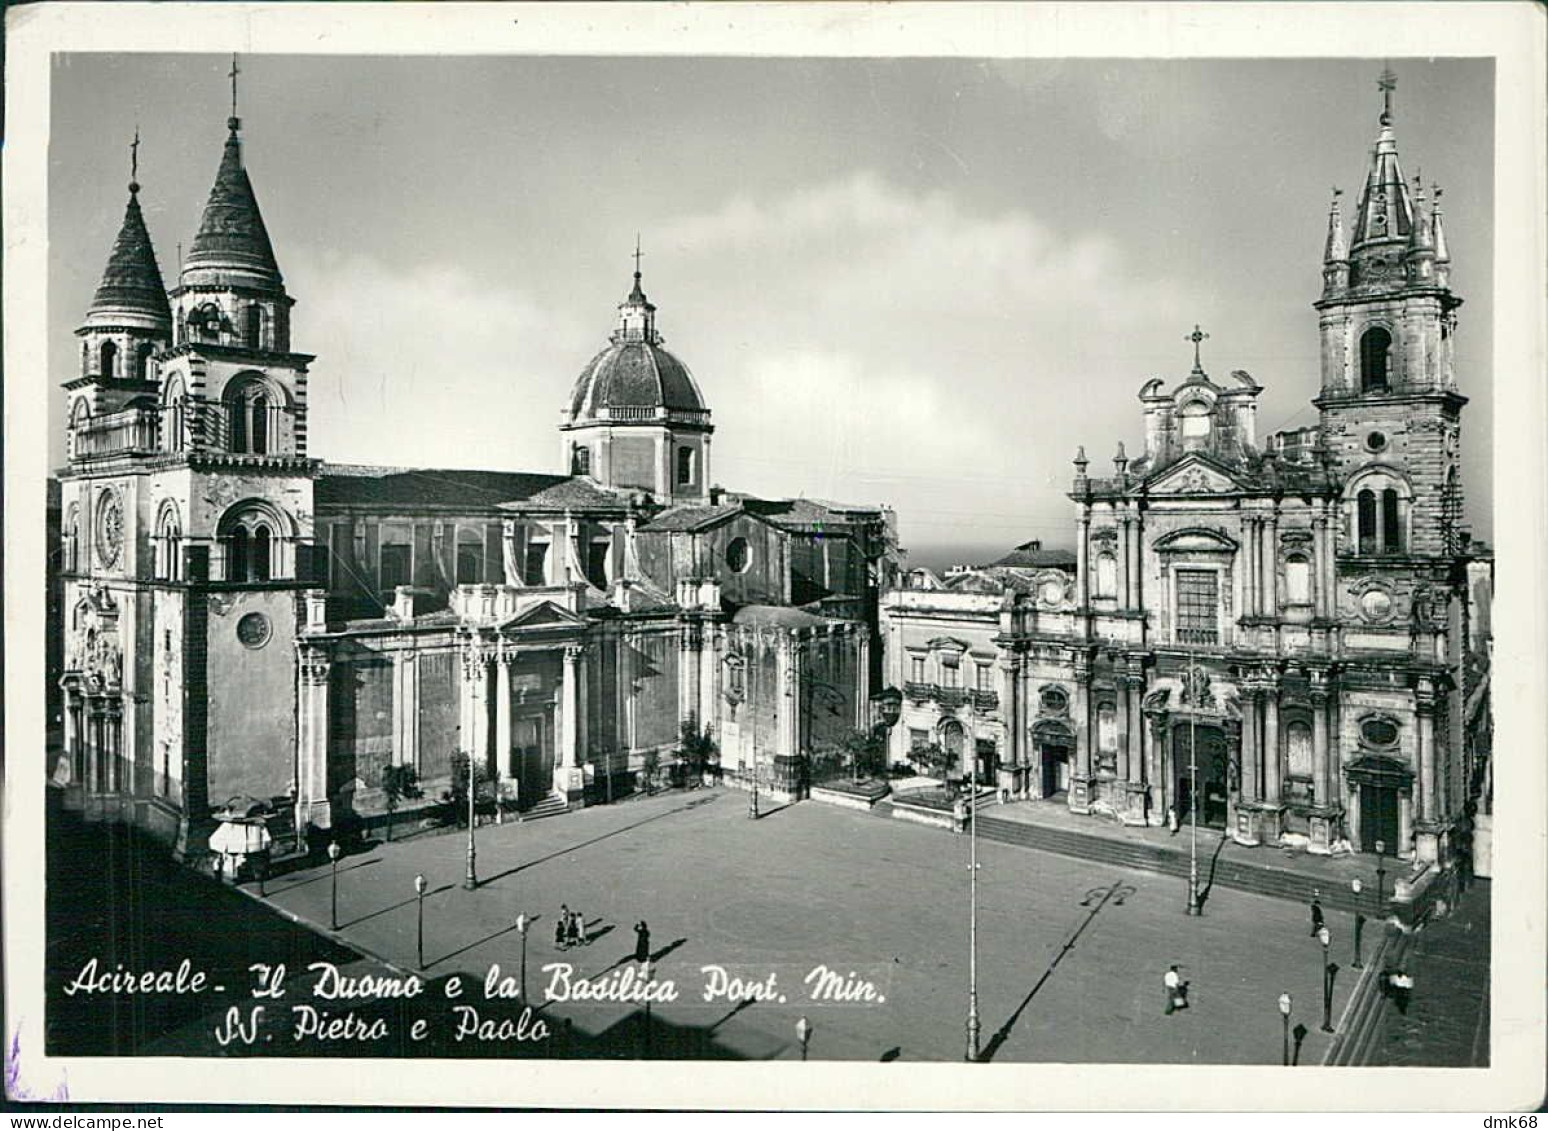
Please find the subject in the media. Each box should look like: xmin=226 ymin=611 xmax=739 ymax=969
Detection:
xmin=969 ymin=689 xmax=999 ymax=711
xmin=1176 ymin=628 xmax=1219 ymax=646
xmin=72 ymin=406 xmax=161 ymax=459
xmin=71 ymin=402 xmax=297 ymax=461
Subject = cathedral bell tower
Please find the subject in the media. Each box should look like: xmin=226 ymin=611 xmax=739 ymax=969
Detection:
xmin=1314 ymin=69 xmax=1467 ymax=560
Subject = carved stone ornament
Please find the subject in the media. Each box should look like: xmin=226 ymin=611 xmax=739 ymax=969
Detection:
xmin=95 ymin=488 xmax=125 ymax=569
xmin=1178 ymin=666 xmax=1212 ymax=708
xmin=1177 ymin=467 xmax=1221 ymax=494
xmin=237 ymin=612 xmax=272 ymax=649
xmin=1142 ymin=687 xmax=1171 ymax=714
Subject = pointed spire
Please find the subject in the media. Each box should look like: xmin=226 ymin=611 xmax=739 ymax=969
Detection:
xmin=1323 ymin=187 xmax=1347 ymax=263
xmin=1432 ymin=184 xmax=1450 ymax=263
xmin=84 ymin=134 xmax=171 ymax=329
xmin=1406 ymin=175 xmax=1435 ymax=255
xmin=1351 ymin=67 xmax=1414 ymax=252
xmin=182 ymin=59 xmax=284 ymax=292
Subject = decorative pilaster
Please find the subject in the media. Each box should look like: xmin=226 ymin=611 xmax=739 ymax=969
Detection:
xmin=1308 ymin=680 xmax=1332 ymax=853
xmin=1243 ymin=517 xmax=1259 ymax=617
xmin=1414 ymin=679 xmax=1440 ymax=863
xmin=1264 ymin=503 xmax=1280 ymax=620
xmin=297 ymin=649 xmax=332 ymax=829
xmin=1116 ymin=512 xmax=1131 ymax=612
xmin=556 ymin=642 xmax=585 ymax=803
xmin=1075 ymin=508 xmax=1091 ymax=614
xmin=1261 ymin=679 xmax=1283 ymax=842
xmin=495 ymin=648 xmax=512 ymax=788
xmin=1068 ymin=651 xmax=1092 ymax=813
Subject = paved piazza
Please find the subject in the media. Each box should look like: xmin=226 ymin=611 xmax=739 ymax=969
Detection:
xmin=254 ymin=789 xmax=1361 ymax=1063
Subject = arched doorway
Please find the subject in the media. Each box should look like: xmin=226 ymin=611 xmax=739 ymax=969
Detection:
xmin=1031 ymin=719 xmax=1074 ymax=800
xmin=1348 ymin=756 xmax=1410 ymax=853
xmin=1172 ymin=720 xmax=1230 ymax=829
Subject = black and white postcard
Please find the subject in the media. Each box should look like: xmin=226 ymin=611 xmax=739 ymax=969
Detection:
xmin=4 ymin=1 xmax=1544 ymax=1112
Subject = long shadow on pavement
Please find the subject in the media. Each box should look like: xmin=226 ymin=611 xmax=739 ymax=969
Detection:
xmin=979 ymin=877 xmax=1136 ymax=1063
xmin=478 ymin=795 xmax=723 ymax=888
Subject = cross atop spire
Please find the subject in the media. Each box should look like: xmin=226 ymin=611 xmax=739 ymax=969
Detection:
xmin=129 ymin=126 xmax=140 ymax=192
xmin=633 ymin=233 xmax=644 ymax=278
xmin=229 ymin=54 xmax=240 ymax=121
xmin=1378 ymin=65 xmax=1396 ymax=124
xmin=1186 ymin=324 xmax=1210 ymax=373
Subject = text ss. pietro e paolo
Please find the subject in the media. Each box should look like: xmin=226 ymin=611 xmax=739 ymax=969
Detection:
xmin=62 ymin=957 xmax=890 ymax=1048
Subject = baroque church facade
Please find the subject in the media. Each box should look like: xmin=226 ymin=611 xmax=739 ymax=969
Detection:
xmin=881 ymin=80 xmax=1490 ymax=870
xmin=55 ymin=92 xmax=896 ymax=860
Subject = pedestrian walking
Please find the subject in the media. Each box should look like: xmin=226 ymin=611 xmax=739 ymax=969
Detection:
xmin=1389 ymin=969 xmax=1414 ymax=1015
xmin=1309 ymin=890 xmax=1324 ymax=937
xmin=633 ymin=920 xmax=651 ymax=965
xmin=556 ymin=904 xmax=571 ymax=950
xmin=1163 ymin=964 xmax=1188 ymax=1015
xmin=567 ymin=910 xmax=583 ymax=947
xmin=1167 ymin=806 xmax=1179 ymax=835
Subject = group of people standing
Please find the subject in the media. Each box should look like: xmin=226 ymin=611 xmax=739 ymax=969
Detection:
xmin=553 ymin=904 xmax=589 ymax=949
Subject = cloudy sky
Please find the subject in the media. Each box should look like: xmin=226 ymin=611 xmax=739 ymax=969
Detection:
xmin=49 ymin=55 xmax=1493 ymax=567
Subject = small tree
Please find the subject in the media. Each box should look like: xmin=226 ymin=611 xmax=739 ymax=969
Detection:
xmin=839 ymin=728 xmax=885 ymax=784
xmin=911 ymin=741 xmax=956 ymax=795
xmin=677 ymin=716 xmax=720 ymax=787
xmin=446 ymin=750 xmax=492 ymax=827
xmin=641 ymin=748 xmax=661 ymax=795
xmin=379 ymin=763 xmax=422 ymax=842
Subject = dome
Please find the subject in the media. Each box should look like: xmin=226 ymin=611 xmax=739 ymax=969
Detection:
xmin=568 ymin=339 xmax=707 ymax=420
xmin=565 ymin=270 xmax=709 ymax=424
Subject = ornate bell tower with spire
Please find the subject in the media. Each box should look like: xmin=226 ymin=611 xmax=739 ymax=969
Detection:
xmin=1314 ymin=68 xmax=1467 ymax=560
xmin=59 ymin=59 xmax=318 ymax=859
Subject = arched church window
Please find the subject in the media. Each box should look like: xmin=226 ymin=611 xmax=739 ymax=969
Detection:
xmin=1360 ymin=327 xmax=1392 ymax=393
xmin=1381 ymin=489 xmax=1402 ymax=553
xmin=1095 ymin=552 xmax=1117 ymax=598
xmin=251 ymin=525 xmax=272 ymax=582
xmin=1357 ymin=489 xmax=1377 ymax=554
xmin=156 ymin=505 xmax=182 ymax=582
xmin=135 ymin=342 xmax=155 ymax=382
xmin=227 ymin=527 xmax=249 ymax=582
xmin=64 ymin=507 xmax=80 ymax=573
xmin=250 ymin=393 xmax=269 ymax=455
xmin=245 ymin=305 xmax=265 ymax=350
xmin=229 ymin=398 xmax=248 ymax=452
xmin=98 ymin=339 xmax=118 ymax=379
xmin=676 ymin=446 xmax=695 ymax=486
xmin=571 ymin=446 xmax=591 ymax=477
xmin=1285 ymin=554 xmax=1312 ymax=605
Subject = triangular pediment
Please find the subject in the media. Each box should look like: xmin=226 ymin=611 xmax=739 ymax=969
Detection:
xmin=499 ymin=600 xmax=586 ymax=630
xmin=1146 ymin=456 xmax=1247 ymax=496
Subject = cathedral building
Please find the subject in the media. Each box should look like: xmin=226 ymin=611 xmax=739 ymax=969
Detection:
xmin=881 ymin=77 xmax=1491 ymax=871
xmin=55 ymin=85 xmax=896 ymax=861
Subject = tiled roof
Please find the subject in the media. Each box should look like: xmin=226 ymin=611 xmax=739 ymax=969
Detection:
xmin=501 ymin=477 xmax=635 ymax=513
xmin=569 ymin=340 xmax=705 ymax=418
xmin=183 ymin=126 xmax=283 ymax=289
xmin=638 ymin=504 xmax=744 ymax=533
xmin=317 ymin=465 xmax=568 ymax=508
xmin=88 ymin=190 xmax=171 ymax=324
xmin=986 ymin=543 xmax=1077 ymax=569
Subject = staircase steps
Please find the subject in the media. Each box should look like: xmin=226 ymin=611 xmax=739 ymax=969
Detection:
xmin=519 ymin=793 xmax=570 ymax=822
xmin=972 ymin=814 xmax=1384 ymax=917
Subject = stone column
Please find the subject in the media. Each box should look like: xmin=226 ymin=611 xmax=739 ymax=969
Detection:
xmin=1116 ymin=512 xmax=1131 ymax=611
xmin=1076 ymin=509 xmax=1091 ymax=612
xmin=855 ymin=627 xmax=871 ymax=721
xmin=61 ymin=685 xmax=77 ymax=781
xmin=1310 ymin=689 xmax=1329 ymax=808
xmin=297 ymin=650 xmax=332 ymax=829
xmin=998 ymin=651 xmax=1021 ymax=794
xmin=1242 ymin=517 xmax=1257 ymax=617
xmin=1115 ymin=680 xmax=1132 ymax=784
xmin=1312 ymin=513 xmax=1329 ymax=620
xmin=1263 ymin=684 xmax=1282 ymax=803
xmin=1124 ymin=677 xmax=1143 ymax=784
xmin=1416 ymin=681 xmax=1436 ymax=824
xmin=1069 ymin=653 xmax=1092 ymax=813
xmin=1322 ymin=501 xmax=1339 ymax=617
xmin=495 ymin=649 xmax=512 ymax=785
xmin=1264 ymin=505 xmax=1280 ymax=620
xmin=778 ymin=632 xmax=802 ymax=759
xmin=1130 ymin=511 xmax=1145 ymax=613
xmin=1146 ymin=710 xmax=1167 ymax=820
xmin=1398 ymin=790 xmax=1413 ymax=857
xmin=461 ymin=644 xmax=492 ymax=777
xmin=1241 ymin=688 xmax=1260 ymax=802
xmin=560 ymin=644 xmax=581 ymax=770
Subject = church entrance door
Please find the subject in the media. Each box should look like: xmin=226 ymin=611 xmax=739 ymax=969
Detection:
xmin=1360 ymin=784 xmax=1400 ymax=853
xmin=511 ymin=711 xmax=553 ymax=810
xmin=1172 ymin=722 xmax=1229 ymax=829
xmin=1040 ymin=742 xmax=1071 ymax=799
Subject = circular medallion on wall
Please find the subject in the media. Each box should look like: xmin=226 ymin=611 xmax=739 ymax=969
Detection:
xmin=1359 ymin=716 xmax=1400 ymax=749
xmin=1039 ymin=685 xmax=1069 ymax=715
xmin=1038 ymin=578 xmax=1066 ymax=607
xmin=95 ymin=489 xmax=124 ymax=568
xmin=1358 ymin=587 xmax=1394 ymax=624
xmin=237 ymin=612 xmax=272 ymax=649
xmin=725 ymin=537 xmax=751 ymax=574
xmin=1365 ymin=430 xmax=1388 ymax=453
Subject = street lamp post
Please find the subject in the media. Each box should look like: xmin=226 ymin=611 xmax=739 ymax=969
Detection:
xmin=1318 ymin=925 xmax=1334 ymax=1033
xmin=1351 ymin=877 xmax=1365 ymax=969
xmin=1185 ymin=675 xmax=1202 ymax=916
xmin=327 ymin=840 xmax=342 ymax=930
xmin=796 ymin=1016 xmax=812 ymax=1062
xmin=464 ymin=757 xmax=478 ymax=891
xmin=1374 ymin=839 xmax=1387 ymax=920
xmin=1278 ymin=992 xmax=1292 ymax=1066
xmin=966 ymin=770 xmax=982 ymax=1062
xmin=414 ymin=873 xmax=427 ymax=968
xmin=515 ymin=913 xmax=529 ymax=1001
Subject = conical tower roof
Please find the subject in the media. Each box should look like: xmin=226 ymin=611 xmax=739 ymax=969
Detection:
xmin=85 ymin=185 xmax=171 ymax=328
xmin=181 ymin=121 xmax=284 ymax=292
